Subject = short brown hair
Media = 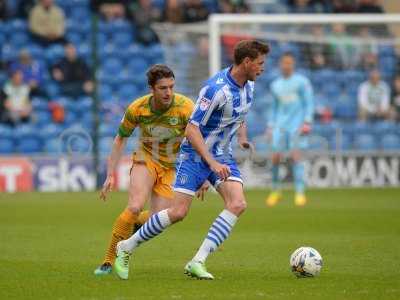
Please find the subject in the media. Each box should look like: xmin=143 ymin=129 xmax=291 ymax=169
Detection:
xmin=146 ymin=64 xmax=175 ymax=87
xmin=233 ymin=40 xmax=270 ymax=65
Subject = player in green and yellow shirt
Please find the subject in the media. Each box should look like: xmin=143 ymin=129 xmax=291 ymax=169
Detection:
xmin=94 ymin=64 xmax=196 ymax=275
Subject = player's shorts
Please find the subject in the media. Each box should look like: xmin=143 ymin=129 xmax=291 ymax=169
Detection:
xmin=173 ymin=154 xmax=242 ymax=196
xmin=271 ymin=127 xmax=308 ymax=153
xmin=132 ymin=153 xmax=175 ymax=200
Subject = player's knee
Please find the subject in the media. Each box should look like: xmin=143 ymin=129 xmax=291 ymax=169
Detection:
xmin=227 ymin=198 xmax=247 ymax=215
xmin=168 ymin=205 xmax=189 ymax=223
xmin=126 ymin=201 xmax=143 ymax=215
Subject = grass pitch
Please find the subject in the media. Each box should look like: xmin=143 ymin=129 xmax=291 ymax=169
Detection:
xmin=1 ymin=188 xmax=400 ymax=300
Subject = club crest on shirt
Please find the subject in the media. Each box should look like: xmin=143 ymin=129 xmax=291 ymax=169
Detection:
xmin=169 ymin=117 xmax=179 ymax=126
xmin=199 ymin=97 xmax=212 ymax=111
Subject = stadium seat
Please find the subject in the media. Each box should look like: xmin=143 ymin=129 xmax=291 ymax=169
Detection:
xmin=353 ymin=134 xmax=377 ymax=151
xmin=17 ymin=137 xmax=43 ymax=154
xmin=31 ymin=97 xmax=49 ymax=111
xmin=127 ymin=57 xmax=148 ymax=75
xmin=8 ymin=19 xmax=28 ymax=33
xmin=9 ymin=32 xmax=30 ymax=49
xmin=44 ymin=138 xmax=61 ymax=154
xmin=372 ymin=121 xmax=398 ymax=136
xmin=329 ymin=132 xmax=352 ymax=151
xmin=70 ymin=6 xmax=90 ymax=21
xmin=99 ymin=137 xmax=113 ymax=155
xmin=0 ymin=138 xmax=15 ymax=154
xmin=39 ymin=124 xmax=64 ymax=139
xmin=99 ymin=123 xmax=117 ymax=138
xmin=0 ymin=125 xmax=13 ymax=138
xmin=112 ymin=32 xmax=133 ymax=48
xmin=101 ymin=58 xmax=123 ymax=77
xmin=98 ymin=84 xmax=114 ymax=102
xmin=117 ymin=84 xmax=139 ymax=102
xmin=381 ymin=134 xmax=400 ymax=151
xmin=34 ymin=111 xmax=52 ymax=127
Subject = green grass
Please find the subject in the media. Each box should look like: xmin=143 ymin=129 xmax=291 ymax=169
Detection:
xmin=1 ymin=188 xmax=400 ymax=300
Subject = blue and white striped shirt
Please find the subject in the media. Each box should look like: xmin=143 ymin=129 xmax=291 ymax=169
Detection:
xmin=180 ymin=67 xmax=254 ymax=157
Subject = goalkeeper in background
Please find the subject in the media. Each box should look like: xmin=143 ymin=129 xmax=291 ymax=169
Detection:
xmin=94 ymin=64 xmax=195 ymax=275
xmin=265 ymin=52 xmax=314 ymax=207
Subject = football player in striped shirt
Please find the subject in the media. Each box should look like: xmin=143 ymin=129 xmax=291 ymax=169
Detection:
xmin=115 ymin=40 xmax=270 ymax=280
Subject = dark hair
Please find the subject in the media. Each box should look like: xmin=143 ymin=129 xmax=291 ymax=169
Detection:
xmin=233 ymin=40 xmax=270 ymax=65
xmin=280 ymin=51 xmax=295 ymax=59
xmin=146 ymin=64 xmax=175 ymax=87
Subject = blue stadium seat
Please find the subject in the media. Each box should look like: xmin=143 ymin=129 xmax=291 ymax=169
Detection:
xmin=334 ymin=102 xmax=357 ymax=119
xmin=44 ymin=138 xmax=61 ymax=154
xmin=15 ymin=124 xmax=40 ymax=139
xmin=10 ymin=32 xmax=30 ymax=49
xmin=145 ymin=44 xmax=165 ymax=64
xmin=17 ymin=137 xmax=43 ymax=154
xmin=39 ymin=124 xmax=64 ymax=139
xmin=34 ymin=111 xmax=52 ymax=127
xmin=308 ymin=135 xmax=330 ymax=151
xmin=99 ymin=137 xmax=113 ymax=155
xmin=45 ymin=45 xmax=65 ymax=65
xmin=99 ymin=123 xmax=117 ymax=138
xmin=118 ymin=84 xmax=139 ymax=102
xmin=329 ymin=132 xmax=352 ymax=151
xmin=0 ymin=125 xmax=13 ymax=138
xmin=70 ymin=6 xmax=90 ymax=21
xmin=8 ymin=19 xmax=28 ymax=33
xmin=112 ymin=32 xmax=133 ymax=48
xmin=372 ymin=121 xmax=398 ymax=136
xmin=66 ymin=32 xmax=82 ymax=45
xmin=353 ymin=134 xmax=377 ymax=151
xmin=127 ymin=57 xmax=148 ymax=75
xmin=0 ymin=138 xmax=15 ymax=154
xmin=31 ymin=97 xmax=48 ymax=111
xmin=25 ymin=44 xmax=45 ymax=61
xmin=101 ymin=58 xmax=123 ymax=76
xmin=381 ymin=134 xmax=400 ymax=151
xmin=98 ymin=84 xmax=113 ymax=101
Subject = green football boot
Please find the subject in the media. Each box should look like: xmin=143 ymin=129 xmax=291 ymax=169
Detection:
xmin=94 ymin=262 xmax=112 ymax=276
xmin=184 ymin=261 xmax=214 ymax=280
xmin=114 ymin=242 xmax=131 ymax=280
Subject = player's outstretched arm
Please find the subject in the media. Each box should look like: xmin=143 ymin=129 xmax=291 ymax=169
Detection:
xmin=185 ymin=123 xmax=231 ymax=180
xmin=100 ymin=135 xmax=127 ymax=201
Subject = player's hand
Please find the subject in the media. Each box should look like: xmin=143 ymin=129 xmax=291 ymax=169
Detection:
xmin=238 ymin=140 xmax=255 ymax=154
xmin=195 ymin=181 xmax=210 ymax=201
xmin=299 ymin=122 xmax=312 ymax=135
xmin=210 ymin=161 xmax=231 ymax=181
xmin=100 ymin=174 xmax=114 ymax=201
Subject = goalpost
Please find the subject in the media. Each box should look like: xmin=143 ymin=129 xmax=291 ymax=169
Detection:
xmin=209 ymin=14 xmax=400 ymax=76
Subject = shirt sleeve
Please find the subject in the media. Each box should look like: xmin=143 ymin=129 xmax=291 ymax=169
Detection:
xmin=118 ymin=106 xmax=137 ymax=137
xmin=189 ymin=85 xmax=225 ymax=126
xmin=301 ymin=77 xmax=314 ymax=123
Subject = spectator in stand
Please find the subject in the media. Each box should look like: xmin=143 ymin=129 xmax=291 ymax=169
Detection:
xmin=358 ymin=69 xmax=391 ymax=121
xmin=162 ymin=0 xmax=184 ymax=23
xmin=328 ymin=23 xmax=357 ymax=69
xmin=356 ymin=0 xmax=388 ymax=36
xmin=183 ymin=0 xmax=209 ymax=23
xmin=390 ymin=75 xmax=400 ymax=122
xmin=127 ymin=0 xmax=161 ymax=45
xmin=219 ymin=0 xmax=249 ymax=13
xmin=9 ymin=49 xmax=47 ymax=98
xmin=29 ymin=0 xmax=66 ymax=47
xmin=0 ymin=0 xmax=7 ymax=20
xmin=0 ymin=70 xmax=32 ymax=126
xmin=356 ymin=26 xmax=378 ymax=71
xmin=303 ymin=25 xmax=331 ymax=70
xmin=289 ymin=0 xmax=316 ymax=13
xmin=91 ymin=0 xmax=127 ymax=21
xmin=331 ymin=0 xmax=357 ymax=13
xmin=51 ymin=43 xmax=94 ymax=99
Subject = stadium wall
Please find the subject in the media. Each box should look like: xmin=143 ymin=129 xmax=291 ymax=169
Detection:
xmin=0 ymin=154 xmax=399 ymax=192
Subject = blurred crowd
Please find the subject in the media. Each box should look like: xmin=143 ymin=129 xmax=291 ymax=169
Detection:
xmin=0 ymin=0 xmax=399 ymax=130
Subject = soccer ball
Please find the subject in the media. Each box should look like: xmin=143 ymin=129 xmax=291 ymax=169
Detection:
xmin=290 ymin=247 xmax=323 ymax=278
